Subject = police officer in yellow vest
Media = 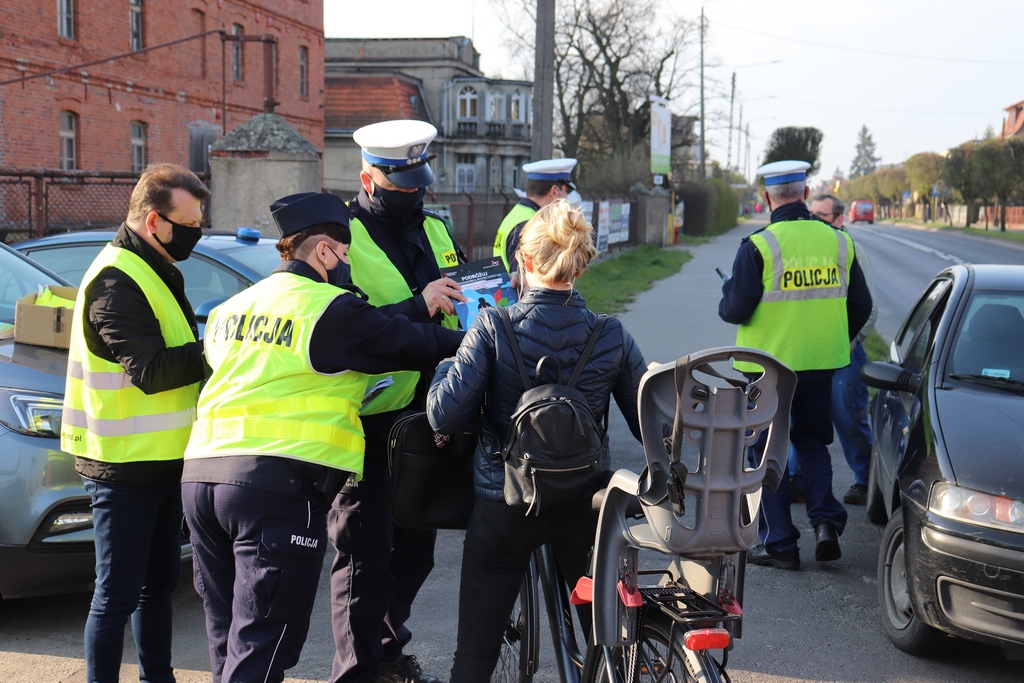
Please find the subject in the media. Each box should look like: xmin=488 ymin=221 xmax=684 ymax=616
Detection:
xmin=328 ymin=119 xmax=468 ymax=683
xmin=719 ymin=160 xmax=872 ymax=571
xmin=493 ymin=158 xmax=577 ymax=287
xmin=181 ymin=192 xmax=463 ymax=683
xmin=61 ymin=163 xmax=210 ymax=683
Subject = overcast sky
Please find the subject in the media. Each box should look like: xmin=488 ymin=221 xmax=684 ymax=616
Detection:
xmin=326 ymin=0 xmax=1023 ymax=184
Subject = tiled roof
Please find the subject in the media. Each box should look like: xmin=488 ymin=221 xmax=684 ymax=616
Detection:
xmin=325 ymin=75 xmax=432 ymax=133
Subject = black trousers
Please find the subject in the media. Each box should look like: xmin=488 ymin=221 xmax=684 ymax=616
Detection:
xmin=450 ymin=497 xmax=597 ymax=683
xmin=328 ymin=436 xmax=437 ymax=683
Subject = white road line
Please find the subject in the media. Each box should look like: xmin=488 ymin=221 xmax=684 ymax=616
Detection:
xmin=858 ymin=227 xmax=965 ymax=264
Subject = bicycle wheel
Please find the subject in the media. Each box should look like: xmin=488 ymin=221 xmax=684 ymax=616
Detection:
xmin=492 ymin=556 xmax=541 ymax=683
xmin=581 ymin=609 xmax=724 ymax=683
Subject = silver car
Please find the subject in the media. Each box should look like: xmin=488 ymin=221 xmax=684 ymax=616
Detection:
xmin=0 ymin=242 xmax=95 ymax=599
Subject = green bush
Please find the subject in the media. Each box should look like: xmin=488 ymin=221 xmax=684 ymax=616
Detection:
xmin=674 ymin=180 xmax=740 ymax=236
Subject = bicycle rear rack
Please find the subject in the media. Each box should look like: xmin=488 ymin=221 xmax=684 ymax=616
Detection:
xmin=640 ymin=583 xmax=741 ymax=627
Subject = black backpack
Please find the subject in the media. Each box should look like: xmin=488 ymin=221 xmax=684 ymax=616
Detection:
xmin=497 ymin=307 xmax=608 ymax=516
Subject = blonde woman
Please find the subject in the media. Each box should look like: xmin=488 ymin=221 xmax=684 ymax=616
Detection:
xmin=427 ymin=199 xmax=647 ymax=683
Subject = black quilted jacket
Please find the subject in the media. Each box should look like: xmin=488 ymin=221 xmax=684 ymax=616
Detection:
xmin=427 ymin=287 xmax=647 ymax=501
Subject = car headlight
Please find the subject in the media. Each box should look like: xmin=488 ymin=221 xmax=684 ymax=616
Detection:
xmin=0 ymin=388 xmax=64 ymax=437
xmin=930 ymin=482 xmax=1024 ymax=534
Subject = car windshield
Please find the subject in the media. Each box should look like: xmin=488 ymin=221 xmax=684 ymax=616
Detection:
xmin=856 ymin=203 xmax=873 ymax=210
xmin=0 ymin=246 xmax=64 ymax=325
xmin=212 ymin=243 xmax=280 ymax=278
xmin=948 ymin=291 xmax=1024 ymax=386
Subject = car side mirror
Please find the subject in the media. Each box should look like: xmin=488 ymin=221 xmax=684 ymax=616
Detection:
xmin=195 ymin=297 xmax=227 ymax=324
xmin=860 ymin=361 xmax=920 ymax=394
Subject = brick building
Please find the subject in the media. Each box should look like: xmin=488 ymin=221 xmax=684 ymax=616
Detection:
xmin=0 ymin=1 xmax=325 ymax=174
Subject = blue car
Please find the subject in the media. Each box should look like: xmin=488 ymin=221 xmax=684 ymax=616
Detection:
xmin=14 ymin=227 xmax=281 ymax=320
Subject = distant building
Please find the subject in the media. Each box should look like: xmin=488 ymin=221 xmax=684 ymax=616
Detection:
xmin=1002 ymin=99 xmax=1024 ymax=139
xmin=323 ymin=37 xmax=533 ymax=194
xmin=0 ymin=1 xmax=324 ymax=174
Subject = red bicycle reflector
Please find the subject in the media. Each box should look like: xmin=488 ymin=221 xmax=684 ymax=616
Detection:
xmin=683 ymin=628 xmax=731 ymax=651
xmin=570 ymin=577 xmax=593 ymax=605
xmin=617 ymin=580 xmax=643 ymax=607
xmin=720 ymin=596 xmax=743 ymax=615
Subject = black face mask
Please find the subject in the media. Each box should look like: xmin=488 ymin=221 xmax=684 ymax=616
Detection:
xmin=324 ymin=245 xmax=351 ymax=286
xmin=369 ymin=185 xmax=425 ymax=220
xmin=155 ymin=212 xmax=202 ymax=261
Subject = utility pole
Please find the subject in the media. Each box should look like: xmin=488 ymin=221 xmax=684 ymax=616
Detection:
xmin=532 ymin=0 xmax=556 ymax=160
xmin=726 ymin=71 xmax=735 ymax=173
xmin=699 ymin=5 xmax=706 ymax=179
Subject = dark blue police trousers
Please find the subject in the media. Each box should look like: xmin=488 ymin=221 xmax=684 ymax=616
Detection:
xmin=757 ymin=374 xmax=848 ymax=554
xmin=183 ymin=481 xmax=329 ymax=683
xmin=328 ymin=438 xmax=437 ymax=683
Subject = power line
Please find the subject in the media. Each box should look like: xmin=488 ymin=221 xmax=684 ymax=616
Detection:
xmin=714 ymin=21 xmax=1024 ymax=65
xmin=743 ymin=92 xmax=995 ymax=116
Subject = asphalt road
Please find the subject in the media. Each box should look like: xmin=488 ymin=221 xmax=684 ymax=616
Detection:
xmin=2 ymin=218 xmax=1023 ymax=682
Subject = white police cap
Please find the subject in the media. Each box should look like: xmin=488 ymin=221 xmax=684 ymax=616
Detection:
xmin=756 ymin=160 xmax=811 ymax=186
xmin=353 ymin=119 xmax=437 ymax=189
xmin=523 ymin=158 xmax=578 ymax=189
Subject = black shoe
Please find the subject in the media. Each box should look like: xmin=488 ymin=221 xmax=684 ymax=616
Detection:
xmin=378 ymin=655 xmax=441 ymax=683
xmin=747 ymin=543 xmax=800 ymax=571
xmin=844 ymin=484 xmax=867 ymax=505
xmin=790 ymin=478 xmax=806 ymax=504
xmin=815 ymin=524 xmax=842 ymax=562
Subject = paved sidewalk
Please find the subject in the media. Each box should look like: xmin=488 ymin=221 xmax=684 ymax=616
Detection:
xmin=618 ymin=220 xmax=764 ymax=365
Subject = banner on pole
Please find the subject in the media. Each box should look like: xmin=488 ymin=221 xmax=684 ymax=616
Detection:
xmin=650 ymin=95 xmax=671 ymax=176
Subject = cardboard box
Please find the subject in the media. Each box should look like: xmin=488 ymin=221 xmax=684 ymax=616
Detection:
xmin=14 ymin=286 xmax=79 ymax=349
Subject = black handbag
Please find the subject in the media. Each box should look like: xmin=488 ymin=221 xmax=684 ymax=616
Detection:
xmin=387 ymin=410 xmax=478 ymax=530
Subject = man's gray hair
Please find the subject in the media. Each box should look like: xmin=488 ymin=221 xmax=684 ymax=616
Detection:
xmin=765 ymin=180 xmax=805 ymax=202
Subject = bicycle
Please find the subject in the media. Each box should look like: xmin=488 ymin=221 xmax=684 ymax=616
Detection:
xmin=493 ymin=347 xmax=796 ymax=683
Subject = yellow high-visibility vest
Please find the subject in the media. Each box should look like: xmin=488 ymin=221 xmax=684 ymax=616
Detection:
xmin=734 ymin=220 xmax=854 ymax=373
xmin=185 ymin=272 xmax=368 ymax=478
xmin=348 ymin=214 xmax=459 ymax=414
xmin=62 ymin=244 xmax=200 ymax=462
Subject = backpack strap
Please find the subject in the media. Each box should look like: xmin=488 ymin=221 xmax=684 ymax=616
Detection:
xmin=567 ymin=315 xmax=607 ymax=388
xmin=497 ymin=307 xmax=533 ymax=390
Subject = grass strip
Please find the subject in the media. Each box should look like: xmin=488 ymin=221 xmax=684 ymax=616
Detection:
xmin=576 ymin=243 xmax=691 ymax=315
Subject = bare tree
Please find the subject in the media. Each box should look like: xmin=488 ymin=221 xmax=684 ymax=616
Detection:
xmin=491 ymin=0 xmax=697 ymax=184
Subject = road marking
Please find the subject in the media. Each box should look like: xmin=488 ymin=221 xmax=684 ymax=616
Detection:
xmin=859 ymin=227 xmax=965 ymax=264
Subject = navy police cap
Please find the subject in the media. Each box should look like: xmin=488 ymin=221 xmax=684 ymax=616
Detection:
xmin=270 ymin=192 xmax=351 ymax=237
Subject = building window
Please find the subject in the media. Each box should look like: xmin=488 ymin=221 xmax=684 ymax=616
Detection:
xmin=58 ymin=0 xmax=75 ymax=40
xmin=60 ymin=111 xmax=78 ymax=170
xmin=299 ymin=46 xmax=309 ymax=98
xmin=488 ymin=94 xmax=505 ymax=121
xmin=489 ymin=156 xmax=502 ymax=191
xmin=130 ymin=121 xmax=147 ymax=173
xmin=129 ymin=0 xmax=144 ymax=51
xmin=513 ymin=156 xmax=523 ymax=188
xmin=232 ymin=24 xmax=244 ymax=81
xmin=511 ymin=90 xmax=523 ymax=122
xmin=456 ymin=153 xmax=476 ymax=192
xmin=458 ymin=86 xmax=477 ymax=119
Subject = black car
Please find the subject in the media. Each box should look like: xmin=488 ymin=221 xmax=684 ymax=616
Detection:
xmin=862 ymin=264 xmax=1024 ymax=655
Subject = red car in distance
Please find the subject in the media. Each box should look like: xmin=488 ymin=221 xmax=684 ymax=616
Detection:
xmin=850 ymin=200 xmax=875 ymax=224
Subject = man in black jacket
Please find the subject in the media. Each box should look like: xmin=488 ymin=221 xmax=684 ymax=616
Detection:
xmin=61 ymin=163 xmax=209 ymax=683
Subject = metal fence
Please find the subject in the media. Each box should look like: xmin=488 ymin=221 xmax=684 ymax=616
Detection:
xmin=424 ymin=191 xmax=639 ymax=260
xmin=0 ymin=169 xmax=211 ymax=244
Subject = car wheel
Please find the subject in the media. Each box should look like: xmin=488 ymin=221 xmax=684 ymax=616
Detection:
xmin=878 ymin=512 xmax=945 ymax=655
xmin=866 ymin=452 xmax=887 ymax=525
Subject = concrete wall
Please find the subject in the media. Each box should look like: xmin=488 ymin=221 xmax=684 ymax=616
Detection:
xmin=210 ymin=155 xmax=322 ymax=236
